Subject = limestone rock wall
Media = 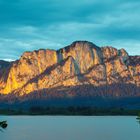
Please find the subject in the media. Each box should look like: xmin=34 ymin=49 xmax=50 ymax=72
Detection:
xmin=0 ymin=41 xmax=139 ymax=97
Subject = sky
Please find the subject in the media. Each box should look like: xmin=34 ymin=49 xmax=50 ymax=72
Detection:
xmin=0 ymin=0 xmax=140 ymax=61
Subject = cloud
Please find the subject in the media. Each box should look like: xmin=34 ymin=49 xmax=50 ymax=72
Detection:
xmin=0 ymin=37 xmax=63 ymax=60
xmin=0 ymin=0 xmax=140 ymax=60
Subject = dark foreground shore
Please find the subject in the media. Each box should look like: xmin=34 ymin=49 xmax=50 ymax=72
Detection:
xmin=0 ymin=107 xmax=140 ymax=116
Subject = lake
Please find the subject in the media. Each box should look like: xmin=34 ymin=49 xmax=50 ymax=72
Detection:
xmin=0 ymin=116 xmax=140 ymax=140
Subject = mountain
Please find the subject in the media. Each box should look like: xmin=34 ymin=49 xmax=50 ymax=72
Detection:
xmin=0 ymin=41 xmax=140 ymax=107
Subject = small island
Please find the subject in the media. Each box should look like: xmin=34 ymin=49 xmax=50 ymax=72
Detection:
xmin=136 ymin=112 xmax=140 ymax=123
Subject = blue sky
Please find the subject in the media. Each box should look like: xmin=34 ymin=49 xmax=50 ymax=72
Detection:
xmin=0 ymin=0 xmax=140 ymax=61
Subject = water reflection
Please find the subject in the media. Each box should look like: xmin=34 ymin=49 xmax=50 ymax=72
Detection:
xmin=1 ymin=116 xmax=140 ymax=140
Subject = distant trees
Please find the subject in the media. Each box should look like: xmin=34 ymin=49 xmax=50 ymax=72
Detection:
xmin=138 ymin=112 xmax=140 ymax=117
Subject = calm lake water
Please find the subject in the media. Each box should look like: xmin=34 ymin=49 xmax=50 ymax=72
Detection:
xmin=0 ymin=116 xmax=140 ymax=140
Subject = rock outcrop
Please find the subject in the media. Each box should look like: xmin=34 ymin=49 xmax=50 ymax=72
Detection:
xmin=0 ymin=41 xmax=139 ymax=98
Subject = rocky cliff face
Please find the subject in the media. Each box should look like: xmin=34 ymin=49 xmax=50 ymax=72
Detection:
xmin=0 ymin=60 xmax=11 ymax=92
xmin=0 ymin=41 xmax=140 ymax=98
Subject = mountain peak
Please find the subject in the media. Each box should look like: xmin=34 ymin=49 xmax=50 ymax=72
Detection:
xmin=0 ymin=41 xmax=139 ymax=97
xmin=71 ymin=40 xmax=97 ymax=47
xmin=63 ymin=41 xmax=99 ymax=53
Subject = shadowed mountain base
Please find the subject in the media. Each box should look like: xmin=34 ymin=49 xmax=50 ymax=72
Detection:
xmin=0 ymin=84 xmax=140 ymax=109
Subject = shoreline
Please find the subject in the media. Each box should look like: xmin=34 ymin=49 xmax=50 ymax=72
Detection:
xmin=0 ymin=107 xmax=139 ymax=116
